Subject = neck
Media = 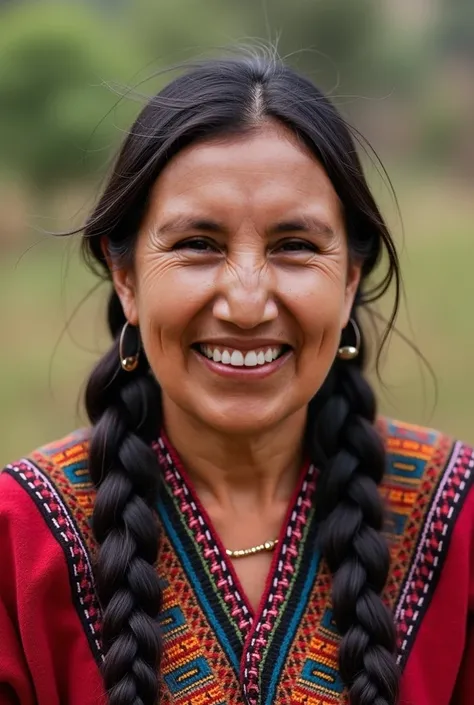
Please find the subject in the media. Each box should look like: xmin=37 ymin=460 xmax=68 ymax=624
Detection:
xmin=162 ymin=397 xmax=307 ymax=512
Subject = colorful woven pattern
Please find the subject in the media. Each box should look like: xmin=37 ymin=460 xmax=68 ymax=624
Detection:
xmin=3 ymin=419 xmax=473 ymax=705
xmin=154 ymin=436 xmax=319 ymax=704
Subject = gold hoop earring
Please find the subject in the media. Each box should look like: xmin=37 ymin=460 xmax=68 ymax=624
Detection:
xmin=337 ymin=318 xmax=360 ymax=360
xmin=119 ymin=321 xmax=140 ymax=372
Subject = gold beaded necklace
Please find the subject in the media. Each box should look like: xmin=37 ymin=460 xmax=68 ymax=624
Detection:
xmin=225 ymin=538 xmax=278 ymax=559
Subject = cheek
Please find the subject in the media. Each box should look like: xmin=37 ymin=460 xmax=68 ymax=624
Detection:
xmin=279 ymin=268 xmax=347 ymax=395
xmin=134 ymin=263 xmax=213 ymax=369
xmin=280 ymin=267 xmax=347 ymax=344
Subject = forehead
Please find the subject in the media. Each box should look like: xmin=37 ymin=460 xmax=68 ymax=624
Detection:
xmin=146 ymin=122 xmax=343 ymax=221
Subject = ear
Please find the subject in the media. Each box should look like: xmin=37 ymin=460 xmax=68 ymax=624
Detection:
xmin=342 ymin=259 xmax=362 ymax=327
xmin=101 ymin=236 xmax=139 ymax=326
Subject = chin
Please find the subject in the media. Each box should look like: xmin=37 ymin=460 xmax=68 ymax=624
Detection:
xmin=195 ymin=398 xmax=302 ymax=436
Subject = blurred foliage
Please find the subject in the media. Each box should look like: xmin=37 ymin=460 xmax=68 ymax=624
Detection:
xmin=438 ymin=0 xmax=474 ymax=55
xmin=118 ymin=0 xmax=249 ymax=62
xmin=0 ymin=2 xmax=145 ymax=186
xmin=233 ymin=0 xmax=383 ymax=90
xmin=0 ymin=0 xmax=472 ymax=189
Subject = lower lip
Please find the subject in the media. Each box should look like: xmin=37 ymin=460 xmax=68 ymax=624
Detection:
xmin=192 ymin=349 xmax=292 ymax=379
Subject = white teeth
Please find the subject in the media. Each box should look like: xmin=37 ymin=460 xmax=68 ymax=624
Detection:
xmin=244 ymin=351 xmax=258 ymax=367
xmin=230 ymin=350 xmax=244 ymax=366
xmin=199 ymin=344 xmax=286 ymax=367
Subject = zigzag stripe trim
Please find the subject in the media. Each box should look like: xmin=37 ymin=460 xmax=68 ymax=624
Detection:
xmin=394 ymin=441 xmax=474 ymax=666
xmin=4 ymin=459 xmax=103 ymax=664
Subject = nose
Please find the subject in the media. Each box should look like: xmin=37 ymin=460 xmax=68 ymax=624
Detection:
xmin=212 ymin=254 xmax=278 ymax=329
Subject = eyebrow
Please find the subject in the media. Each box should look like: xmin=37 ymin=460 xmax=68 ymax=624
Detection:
xmin=269 ymin=216 xmax=334 ymax=237
xmin=158 ymin=214 xmax=335 ymax=237
xmin=159 ymin=216 xmax=228 ymax=235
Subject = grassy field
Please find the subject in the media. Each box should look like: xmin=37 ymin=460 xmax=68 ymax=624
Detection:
xmin=1 ymin=174 xmax=473 ymax=467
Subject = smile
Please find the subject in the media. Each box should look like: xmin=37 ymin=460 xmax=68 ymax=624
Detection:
xmin=198 ymin=344 xmax=288 ymax=367
xmin=192 ymin=343 xmax=292 ymax=377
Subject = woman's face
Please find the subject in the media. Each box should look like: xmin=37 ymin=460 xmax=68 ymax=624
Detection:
xmin=112 ymin=123 xmax=361 ymax=435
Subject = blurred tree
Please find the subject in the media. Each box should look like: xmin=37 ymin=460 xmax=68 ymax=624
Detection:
xmin=119 ymin=0 xmax=250 ymax=66
xmin=438 ymin=0 xmax=474 ymax=58
xmin=226 ymin=0 xmax=381 ymax=92
xmin=1 ymin=0 xmax=472 ymax=188
xmin=0 ymin=2 xmax=144 ymax=190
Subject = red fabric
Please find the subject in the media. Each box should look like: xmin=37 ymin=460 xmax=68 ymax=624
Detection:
xmin=1 ymin=460 xmax=473 ymax=704
xmin=0 ymin=472 xmax=105 ymax=705
xmin=399 ymin=482 xmax=474 ymax=705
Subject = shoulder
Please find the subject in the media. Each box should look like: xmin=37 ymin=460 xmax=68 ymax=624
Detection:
xmin=378 ymin=417 xmax=474 ymax=593
xmin=377 ymin=417 xmax=473 ymax=535
xmin=377 ymin=418 xmax=474 ymax=667
xmin=0 ymin=429 xmax=103 ymax=667
xmin=1 ymin=428 xmax=96 ymax=553
xmin=377 ymin=417 xmax=473 ymax=515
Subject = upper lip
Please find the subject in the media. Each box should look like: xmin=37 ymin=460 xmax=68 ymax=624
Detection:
xmin=194 ymin=338 xmax=291 ymax=351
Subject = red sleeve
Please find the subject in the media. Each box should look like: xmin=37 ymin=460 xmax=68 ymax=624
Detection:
xmin=0 ymin=580 xmax=33 ymax=704
xmin=451 ymin=624 xmax=474 ymax=705
xmin=450 ymin=486 xmax=474 ymax=705
xmin=0 ymin=470 xmax=105 ymax=705
xmin=399 ymin=482 xmax=474 ymax=705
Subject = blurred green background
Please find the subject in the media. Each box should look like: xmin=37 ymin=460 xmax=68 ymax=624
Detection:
xmin=1 ymin=0 xmax=473 ymax=466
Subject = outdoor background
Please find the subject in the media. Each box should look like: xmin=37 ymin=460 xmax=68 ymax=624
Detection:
xmin=0 ymin=0 xmax=473 ymax=466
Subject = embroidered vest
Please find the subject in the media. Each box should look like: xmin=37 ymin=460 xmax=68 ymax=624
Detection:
xmin=3 ymin=419 xmax=473 ymax=704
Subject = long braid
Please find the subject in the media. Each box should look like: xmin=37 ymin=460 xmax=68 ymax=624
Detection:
xmin=308 ymin=324 xmax=399 ymax=705
xmin=85 ymin=291 xmax=163 ymax=705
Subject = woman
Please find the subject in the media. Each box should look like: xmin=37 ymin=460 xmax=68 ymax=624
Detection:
xmin=0 ymin=55 xmax=472 ymax=705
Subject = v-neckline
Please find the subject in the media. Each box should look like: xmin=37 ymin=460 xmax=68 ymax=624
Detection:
xmin=154 ymin=434 xmax=319 ymax=704
xmin=156 ymin=433 xmax=315 ymax=616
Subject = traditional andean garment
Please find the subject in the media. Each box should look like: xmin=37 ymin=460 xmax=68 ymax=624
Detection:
xmin=0 ymin=418 xmax=473 ymax=705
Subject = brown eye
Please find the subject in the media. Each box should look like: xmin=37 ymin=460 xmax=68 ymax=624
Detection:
xmin=275 ymin=239 xmax=317 ymax=253
xmin=173 ymin=238 xmax=219 ymax=252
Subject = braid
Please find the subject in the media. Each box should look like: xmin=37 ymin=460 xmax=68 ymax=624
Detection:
xmin=308 ymin=341 xmax=399 ymax=704
xmin=85 ymin=292 xmax=163 ymax=705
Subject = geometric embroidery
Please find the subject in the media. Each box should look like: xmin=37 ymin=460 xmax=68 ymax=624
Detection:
xmin=242 ymin=463 xmax=318 ymax=705
xmin=164 ymin=655 xmax=217 ymax=696
xmin=2 ymin=457 xmax=103 ymax=665
xmin=3 ymin=418 xmax=473 ymax=705
xmin=157 ymin=530 xmax=241 ymax=704
xmin=31 ymin=429 xmax=96 ymax=527
xmin=300 ymin=659 xmax=343 ymax=695
xmin=159 ymin=605 xmax=188 ymax=638
xmin=298 ymin=610 xmax=344 ymax=697
xmin=156 ymin=436 xmax=254 ymax=637
xmin=393 ymin=440 xmax=474 ymax=667
xmin=273 ymin=420 xmax=471 ymax=705
xmin=155 ymin=435 xmax=319 ymax=705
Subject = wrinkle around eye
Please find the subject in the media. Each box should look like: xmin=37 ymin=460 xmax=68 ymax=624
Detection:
xmin=138 ymin=253 xmax=180 ymax=286
xmin=272 ymin=246 xmax=347 ymax=282
xmin=138 ymin=247 xmax=221 ymax=286
xmin=307 ymin=257 xmax=348 ymax=286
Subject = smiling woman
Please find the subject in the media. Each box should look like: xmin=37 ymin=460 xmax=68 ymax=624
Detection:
xmin=1 ymin=53 xmax=473 ymax=705
xmin=112 ymin=124 xmax=359 ymax=436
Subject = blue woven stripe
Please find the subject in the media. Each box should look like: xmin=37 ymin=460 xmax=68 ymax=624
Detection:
xmin=386 ymin=421 xmax=438 ymax=445
xmin=159 ymin=502 xmax=240 ymax=673
xmin=264 ymin=547 xmax=321 ymax=705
